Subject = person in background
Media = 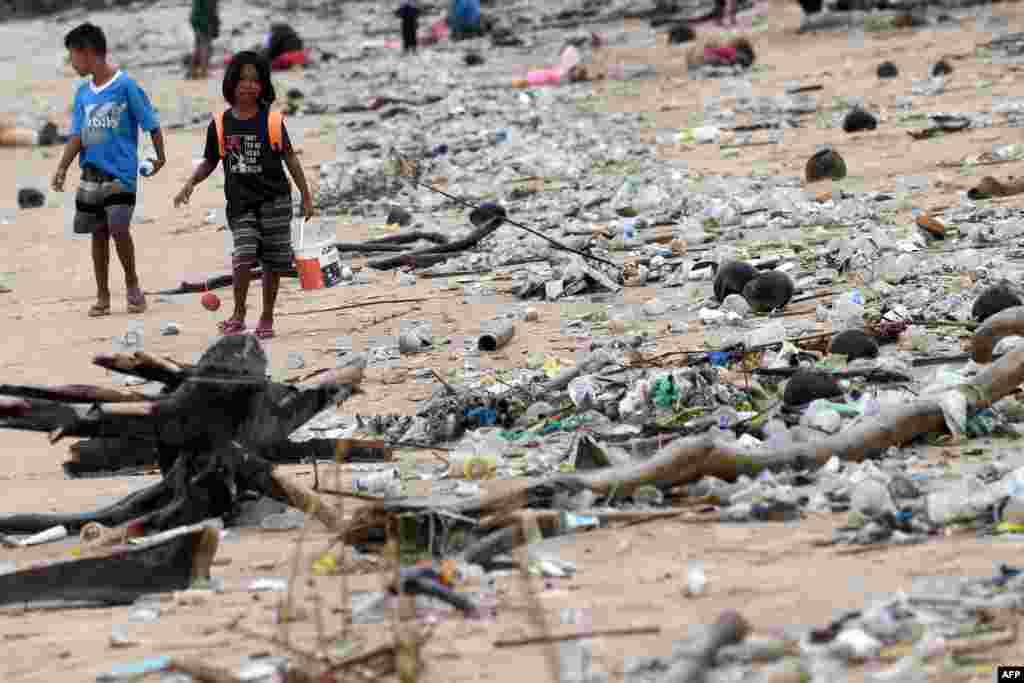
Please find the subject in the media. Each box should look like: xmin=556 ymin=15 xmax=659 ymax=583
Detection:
xmin=189 ymin=0 xmax=220 ymax=79
xmin=0 ymin=119 xmax=65 ymax=147
xmin=396 ymin=1 xmax=421 ymax=55
xmin=447 ymin=0 xmax=482 ymax=40
xmin=173 ymin=51 xmax=314 ymax=340
xmin=51 ymin=23 xmax=165 ymax=318
xmin=715 ymin=0 xmax=738 ymax=27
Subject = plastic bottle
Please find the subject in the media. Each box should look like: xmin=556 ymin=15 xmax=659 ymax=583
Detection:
xmin=622 ymin=218 xmax=638 ymax=242
xmin=830 ymin=290 xmax=865 ymax=331
xmin=113 ymin=323 xmax=146 ymax=386
xmin=354 ymin=469 xmax=402 ymax=497
xmin=478 ymin=572 xmax=498 ymax=619
xmin=117 ymin=322 xmax=145 ymax=355
xmin=448 ymin=437 xmax=498 ymax=480
xmin=260 ymin=509 xmax=306 ymax=531
xmin=463 ymin=338 xmax=481 ymax=382
xmin=746 ymin=321 xmax=787 ymax=348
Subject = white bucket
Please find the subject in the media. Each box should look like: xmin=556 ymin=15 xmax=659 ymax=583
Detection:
xmin=294 ymin=217 xmax=341 ymax=290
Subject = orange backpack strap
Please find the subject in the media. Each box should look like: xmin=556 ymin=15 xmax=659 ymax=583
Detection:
xmin=268 ymin=110 xmax=284 ymax=152
xmin=216 ymin=110 xmax=283 ymax=156
xmin=214 ymin=110 xmax=226 ymax=158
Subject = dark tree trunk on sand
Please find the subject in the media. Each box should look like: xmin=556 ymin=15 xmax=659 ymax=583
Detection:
xmin=0 ymin=336 xmax=364 ymax=535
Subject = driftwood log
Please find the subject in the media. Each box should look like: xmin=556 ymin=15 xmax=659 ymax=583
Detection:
xmin=366 ymin=216 xmax=504 ymax=271
xmin=971 ymin=304 xmax=1024 ymax=363
xmin=155 ymin=216 xmax=498 ymax=293
xmin=341 ymin=324 xmax=1024 ymax=567
xmin=0 ymin=351 xmax=345 ymax=478
xmin=334 ymin=230 xmax=450 ymax=254
xmin=0 ymin=523 xmax=220 ymax=607
xmin=152 ymin=267 xmax=301 ymax=296
xmin=0 ymin=336 xmax=363 ymax=535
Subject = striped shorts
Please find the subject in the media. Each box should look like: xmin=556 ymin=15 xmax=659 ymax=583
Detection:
xmin=228 ymin=196 xmax=294 ymax=273
xmin=73 ymin=165 xmax=136 ymax=239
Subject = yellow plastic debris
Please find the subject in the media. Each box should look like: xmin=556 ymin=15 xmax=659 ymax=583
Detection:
xmin=312 ymin=550 xmax=338 ymax=576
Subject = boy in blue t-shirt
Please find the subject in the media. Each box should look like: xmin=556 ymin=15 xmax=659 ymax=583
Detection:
xmin=51 ymin=23 xmax=166 ymax=318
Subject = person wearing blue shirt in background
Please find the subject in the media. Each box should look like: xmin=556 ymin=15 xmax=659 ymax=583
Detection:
xmin=448 ymin=0 xmax=482 ymax=40
xmin=51 ymin=23 xmax=166 ymax=318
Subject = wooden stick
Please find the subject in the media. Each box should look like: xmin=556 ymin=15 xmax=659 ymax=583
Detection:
xmin=326 ymin=644 xmax=396 ymax=675
xmin=279 ymin=298 xmax=432 ymax=318
xmin=0 ymin=397 xmax=30 ymax=417
xmin=516 ymin=516 xmax=562 ymax=683
xmin=479 ymin=508 xmax=685 ymax=531
xmin=92 ymin=351 xmax=189 ymax=386
xmin=170 ymin=657 xmax=239 ymax=683
xmin=662 ymin=611 xmax=751 ymax=683
xmin=494 ymin=625 xmax=661 ymax=648
xmin=94 ymin=401 xmax=160 ymax=417
xmin=0 ymin=383 xmax=151 ymax=404
xmin=270 ymin=471 xmax=344 ymax=532
xmin=294 ymin=365 xmax=364 ymax=391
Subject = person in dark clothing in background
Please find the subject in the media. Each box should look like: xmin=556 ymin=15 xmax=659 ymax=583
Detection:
xmin=396 ymin=1 xmax=421 ymax=55
xmin=189 ymin=0 xmax=220 ymax=80
xmin=263 ymin=23 xmax=303 ymax=64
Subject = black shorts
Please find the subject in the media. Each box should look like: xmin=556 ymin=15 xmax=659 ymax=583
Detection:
xmin=73 ymin=165 xmax=136 ymax=239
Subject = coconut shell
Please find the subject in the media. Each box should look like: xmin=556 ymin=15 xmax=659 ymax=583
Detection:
xmin=877 ymin=61 xmax=898 ymax=78
xmin=783 ymin=369 xmax=843 ymax=406
xmin=742 ymin=270 xmax=795 ymax=313
xmin=713 ymin=261 xmax=759 ymax=303
xmin=973 ymin=284 xmax=1023 ymax=323
xmin=469 ymin=202 xmax=508 ymax=228
xmin=805 ymin=148 xmax=847 ymax=184
xmin=931 ymin=59 xmax=953 ymax=77
xmin=828 ymin=329 xmax=879 ymax=361
xmin=842 ymin=109 xmax=877 ymax=133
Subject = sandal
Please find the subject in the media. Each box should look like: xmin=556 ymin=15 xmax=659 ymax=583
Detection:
xmin=126 ymin=291 xmax=147 ymax=315
xmin=219 ymin=319 xmax=247 ymax=335
xmin=88 ymin=302 xmax=111 ymax=318
xmin=254 ymin=322 xmax=275 ymax=340
xmin=252 ymin=321 xmax=274 ymax=339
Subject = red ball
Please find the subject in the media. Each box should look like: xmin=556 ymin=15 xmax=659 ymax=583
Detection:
xmin=201 ymin=292 xmax=221 ymax=311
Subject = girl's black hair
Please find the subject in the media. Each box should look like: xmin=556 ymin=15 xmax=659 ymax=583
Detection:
xmin=222 ymin=51 xmax=276 ymax=107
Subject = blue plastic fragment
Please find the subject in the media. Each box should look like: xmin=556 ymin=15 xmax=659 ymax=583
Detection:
xmin=465 ymin=407 xmax=497 ymax=426
xmin=709 ymin=352 xmax=730 ymax=367
xmin=97 ymin=656 xmax=172 ymax=682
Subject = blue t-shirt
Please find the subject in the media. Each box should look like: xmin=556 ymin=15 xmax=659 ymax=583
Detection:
xmin=70 ymin=71 xmax=159 ymax=194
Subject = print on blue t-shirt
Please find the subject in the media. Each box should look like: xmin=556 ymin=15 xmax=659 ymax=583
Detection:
xmin=70 ymin=73 xmax=160 ymax=194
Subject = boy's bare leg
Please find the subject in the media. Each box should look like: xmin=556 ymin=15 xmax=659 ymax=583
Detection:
xmin=197 ymin=43 xmax=210 ymax=79
xmin=92 ymin=232 xmax=111 ymax=310
xmin=112 ymin=233 xmax=144 ymax=303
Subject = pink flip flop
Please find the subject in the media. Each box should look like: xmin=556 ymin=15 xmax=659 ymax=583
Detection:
xmin=254 ymin=322 xmax=275 ymax=340
xmin=219 ymin=319 xmax=247 ymax=335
